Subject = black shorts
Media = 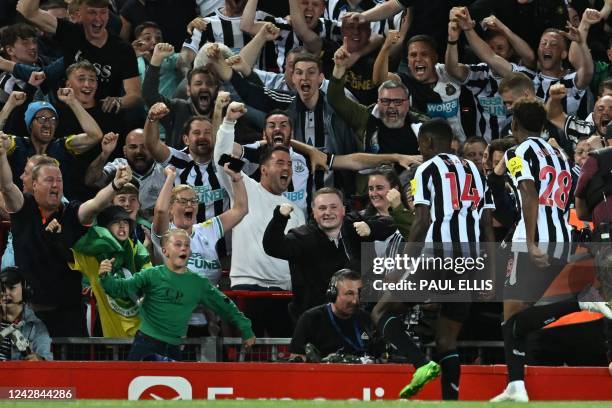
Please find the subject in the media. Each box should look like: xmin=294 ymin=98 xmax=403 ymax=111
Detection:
xmin=503 ymin=251 xmax=566 ymax=301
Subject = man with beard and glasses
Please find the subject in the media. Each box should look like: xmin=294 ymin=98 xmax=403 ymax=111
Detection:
xmin=144 ymin=103 xmax=229 ymax=223
xmin=328 ymin=44 xmax=424 ymax=174
xmin=0 ymin=90 xmax=104 ymax=200
xmin=18 ymin=0 xmax=142 ymax=114
xmin=85 ymin=128 xmax=165 ymax=215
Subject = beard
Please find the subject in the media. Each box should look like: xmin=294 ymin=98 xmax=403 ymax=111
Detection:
xmin=381 ymin=116 xmax=405 ymax=129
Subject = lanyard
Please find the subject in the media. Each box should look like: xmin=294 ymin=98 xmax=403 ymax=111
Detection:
xmin=325 ymin=303 xmax=365 ymax=352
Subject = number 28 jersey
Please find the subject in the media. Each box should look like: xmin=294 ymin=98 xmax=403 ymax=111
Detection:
xmin=505 ymin=137 xmax=572 ymax=243
xmin=412 ymin=153 xmax=494 ymax=243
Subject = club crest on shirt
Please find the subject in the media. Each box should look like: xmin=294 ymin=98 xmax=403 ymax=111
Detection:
xmin=445 ymin=84 xmax=456 ymax=96
xmin=294 ymin=161 xmax=306 ymax=173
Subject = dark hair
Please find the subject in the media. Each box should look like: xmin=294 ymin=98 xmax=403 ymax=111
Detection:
xmin=512 ymin=97 xmax=546 ymax=133
xmin=488 ymin=137 xmax=515 ymax=157
xmin=292 ymin=54 xmax=322 ymax=73
xmin=365 ymin=167 xmax=404 ymax=215
xmin=41 ymin=0 xmax=68 ymax=10
xmin=419 ymin=118 xmax=453 ymax=150
xmin=0 ymin=23 xmax=38 ymax=49
xmin=181 ymin=115 xmax=212 ymax=136
xmin=313 ymin=187 xmax=344 ymax=204
xmin=464 ymin=136 xmax=487 ymax=149
xmin=601 ymin=78 xmax=612 ymax=96
xmin=65 ymin=60 xmax=97 ymax=78
xmin=407 ymin=34 xmax=438 ymax=55
xmin=330 ymin=268 xmax=361 ymax=288
xmin=259 ymin=145 xmax=290 ymax=165
xmin=80 ymin=0 xmax=111 ymax=7
xmin=187 ymin=66 xmax=219 ymax=86
xmin=134 ymin=21 xmax=162 ymax=39
xmin=264 ymin=109 xmax=293 ymax=129
xmin=498 ymin=72 xmax=534 ymax=95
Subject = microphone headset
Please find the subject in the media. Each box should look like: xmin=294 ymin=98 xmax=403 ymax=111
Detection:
xmin=0 ymin=267 xmax=32 ymax=305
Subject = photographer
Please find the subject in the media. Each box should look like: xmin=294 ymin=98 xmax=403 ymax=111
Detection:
xmin=0 ymin=267 xmax=52 ymax=361
xmin=289 ymin=269 xmax=374 ymax=362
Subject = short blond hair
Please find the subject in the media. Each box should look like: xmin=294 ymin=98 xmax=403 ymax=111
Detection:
xmin=160 ymin=228 xmax=190 ymax=248
xmin=170 ymin=184 xmax=195 ymax=203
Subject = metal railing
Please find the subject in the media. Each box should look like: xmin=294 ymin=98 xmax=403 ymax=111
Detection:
xmin=51 ymin=337 xmax=504 ymax=362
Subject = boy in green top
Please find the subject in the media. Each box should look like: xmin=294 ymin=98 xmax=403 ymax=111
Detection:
xmin=99 ymin=228 xmax=255 ymax=361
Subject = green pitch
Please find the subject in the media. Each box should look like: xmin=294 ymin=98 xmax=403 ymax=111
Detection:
xmin=1 ymin=401 xmax=612 ymax=408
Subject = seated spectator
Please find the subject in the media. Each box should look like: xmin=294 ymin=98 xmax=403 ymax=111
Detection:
xmin=263 ymin=187 xmax=395 ymax=320
xmin=0 ymin=267 xmax=53 ymax=361
xmin=0 ymin=90 xmax=104 ymax=199
xmin=65 ymin=206 xmax=151 ymax=337
xmin=289 ymin=269 xmax=374 ymax=361
xmin=98 ymin=228 xmax=255 ymax=361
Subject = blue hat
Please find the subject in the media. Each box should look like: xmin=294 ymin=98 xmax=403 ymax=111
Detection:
xmin=24 ymin=101 xmax=59 ymax=129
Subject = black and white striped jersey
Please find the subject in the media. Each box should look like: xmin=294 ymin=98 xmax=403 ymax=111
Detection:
xmin=0 ymin=72 xmax=26 ymax=105
xmin=325 ymin=0 xmax=405 ymax=36
xmin=182 ymin=9 xmax=269 ymax=54
xmin=462 ymin=62 xmax=516 ymax=142
xmin=412 ymin=153 xmax=495 ymax=243
xmin=163 ymin=147 xmax=229 ymax=222
xmin=399 ymin=64 xmax=467 ymax=142
xmin=521 ymin=68 xmax=589 ymax=118
xmin=263 ymin=16 xmax=341 ymax=71
xmin=563 ymin=114 xmax=596 ymax=152
xmin=504 ymin=137 xmax=572 ymax=243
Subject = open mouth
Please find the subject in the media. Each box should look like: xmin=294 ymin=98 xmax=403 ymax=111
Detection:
xmin=280 ymin=173 xmax=289 ymax=183
xmin=91 ymin=23 xmax=104 ymax=34
xmin=273 ymin=134 xmax=284 ymax=144
xmin=542 ymin=53 xmax=553 ymax=61
xmin=50 ymin=191 xmax=59 ymax=199
xmin=81 ymin=89 xmax=94 ymax=96
xmin=198 ymin=92 xmax=211 ymax=107
xmin=179 ymin=254 xmax=188 ymax=260
xmin=414 ymin=65 xmax=427 ymax=74
xmin=602 ymin=118 xmax=610 ymax=127
xmin=184 ymin=210 xmax=194 ymax=221
xmin=304 ymin=13 xmax=313 ymax=24
xmin=300 ymin=83 xmax=312 ymax=93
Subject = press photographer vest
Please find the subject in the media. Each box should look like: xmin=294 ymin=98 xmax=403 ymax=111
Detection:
xmin=585 ymin=147 xmax=612 ymax=213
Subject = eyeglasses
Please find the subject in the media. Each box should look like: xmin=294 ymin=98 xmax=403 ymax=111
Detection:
xmin=33 ymin=116 xmax=57 ymax=125
xmin=173 ymin=198 xmax=199 ymax=206
xmin=378 ymin=98 xmax=407 ymax=107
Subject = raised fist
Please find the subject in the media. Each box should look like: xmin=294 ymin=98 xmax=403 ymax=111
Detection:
xmin=148 ymin=102 xmax=170 ymax=121
xmin=279 ymin=203 xmax=294 ymax=216
xmin=225 ymin=101 xmax=247 ymax=122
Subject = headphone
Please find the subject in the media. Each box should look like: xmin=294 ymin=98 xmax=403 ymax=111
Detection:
xmin=325 ymin=269 xmax=359 ymax=303
xmin=0 ymin=267 xmax=33 ymax=304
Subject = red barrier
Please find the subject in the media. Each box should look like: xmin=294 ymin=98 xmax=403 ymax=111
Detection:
xmin=1 ymin=362 xmax=611 ymax=401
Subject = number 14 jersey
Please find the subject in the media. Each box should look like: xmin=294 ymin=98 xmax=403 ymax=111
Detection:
xmin=505 ymin=137 xmax=572 ymax=243
xmin=413 ymin=153 xmax=494 ymax=243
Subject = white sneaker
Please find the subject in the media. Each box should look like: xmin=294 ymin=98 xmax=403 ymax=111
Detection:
xmin=579 ymin=301 xmax=612 ymax=319
xmin=490 ymin=381 xmax=529 ymax=402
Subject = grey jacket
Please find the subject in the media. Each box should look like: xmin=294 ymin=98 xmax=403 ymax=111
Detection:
xmin=5 ymin=306 xmax=53 ymax=361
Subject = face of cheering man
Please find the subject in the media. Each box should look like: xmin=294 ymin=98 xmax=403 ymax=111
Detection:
xmin=188 ymin=72 xmax=219 ymax=116
xmin=378 ymin=86 xmax=410 ymax=129
xmin=260 ymin=149 xmax=292 ymax=195
xmin=30 ymin=108 xmax=58 ymax=145
xmin=407 ymin=40 xmax=438 ymax=84
xmin=32 ymin=165 xmax=63 ymax=212
xmin=341 ymin=18 xmax=371 ymax=53
xmin=65 ymin=67 xmax=98 ymax=109
xmin=332 ymin=278 xmax=362 ymax=319
xmin=537 ymin=30 xmax=567 ymax=75
xmin=462 ymin=140 xmax=487 ymax=173
xmin=312 ymin=192 xmax=345 ymax=233
xmin=124 ymin=129 xmax=154 ymax=174
xmin=264 ymin=114 xmax=292 ymax=146
xmin=300 ymin=0 xmax=326 ymax=30
xmin=79 ymin=4 xmax=110 ymax=43
xmin=292 ymin=60 xmax=325 ymax=106
xmin=592 ymin=95 xmax=612 ymax=136
xmin=183 ymin=119 xmax=214 ymax=161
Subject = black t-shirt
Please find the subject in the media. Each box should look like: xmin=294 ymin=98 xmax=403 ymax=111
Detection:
xmin=54 ymin=19 xmax=140 ymax=100
xmin=120 ymin=0 xmax=197 ymax=50
xmin=344 ymin=48 xmax=380 ymax=106
xmin=55 ymin=102 xmax=125 ymax=201
xmin=289 ymin=304 xmax=374 ymax=357
xmin=10 ymin=194 xmax=88 ymax=307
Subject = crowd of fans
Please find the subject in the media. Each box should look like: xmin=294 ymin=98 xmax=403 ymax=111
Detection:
xmin=0 ymin=0 xmax=612 ymax=399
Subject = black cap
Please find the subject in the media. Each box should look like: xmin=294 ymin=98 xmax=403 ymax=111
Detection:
xmin=0 ymin=267 xmax=25 ymax=287
xmin=97 ymin=205 xmax=133 ymax=229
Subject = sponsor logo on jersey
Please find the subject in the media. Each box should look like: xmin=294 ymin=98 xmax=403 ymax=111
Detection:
xmin=477 ymin=95 xmax=507 ymax=116
xmin=426 ymin=99 xmax=459 ymax=119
